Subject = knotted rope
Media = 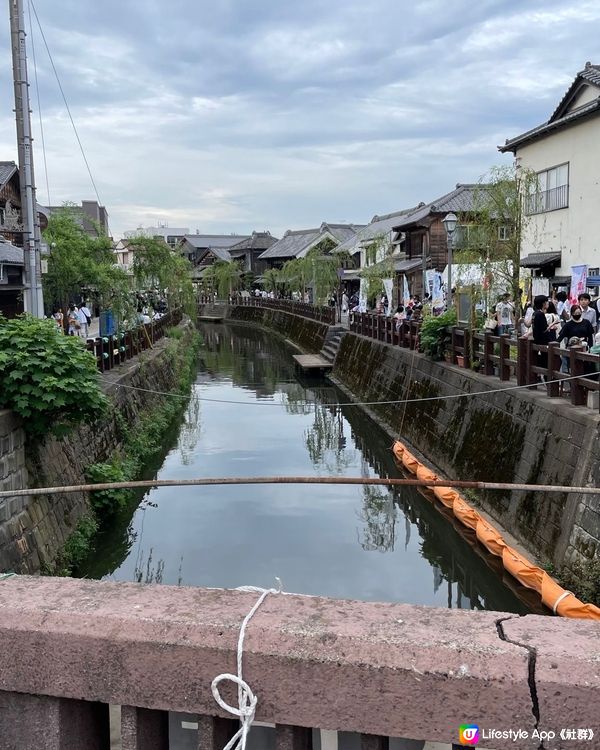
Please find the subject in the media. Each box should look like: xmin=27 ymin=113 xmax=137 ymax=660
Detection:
xmin=211 ymin=579 xmax=283 ymax=750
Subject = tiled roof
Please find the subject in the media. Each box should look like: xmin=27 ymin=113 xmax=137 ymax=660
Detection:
xmin=500 ymin=62 xmax=600 ymax=152
xmin=229 ymin=231 xmax=279 ymax=252
xmin=258 ymin=223 xmax=362 ymax=260
xmin=391 ymin=184 xmax=489 ymax=230
xmin=336 ymin=207 xmax=419 ymax=253
xmin=520 ymin=252 xmax=561 ymax=268
xmin=0 ymin=161 xmax=17 ymax=188
xmin=0 ymin=239 xmax=24 ymax=265
xmin=181 ymin=234 xmax=250 ymax=249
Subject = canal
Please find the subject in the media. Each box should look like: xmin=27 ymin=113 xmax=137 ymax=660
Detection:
xmin=82 ymin=322 xmax=543 ymax=615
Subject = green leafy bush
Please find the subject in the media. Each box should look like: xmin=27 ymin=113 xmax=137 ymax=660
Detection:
xmin=419 ymin=310 xmax=457 ymax=360
xmin=0 ymin=316 xmax=108 ymax=436
xmin=86 ymin=460 xmax=136 ymax=516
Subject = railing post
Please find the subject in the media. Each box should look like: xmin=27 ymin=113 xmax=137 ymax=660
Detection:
xmin=484 ymin=331 xmax=494 ymax=377
xmin=517 ymin=336 xmax=527 ymax=386
xmin=570 ymin=346 xmax=587 ymax=406
xmin=451 ymin=327 xmax=458 ymax=362
xmin=500 ymin=334 xmax=511 ymax=381
xmin=547 ymin=342 xmax=560 ymax=397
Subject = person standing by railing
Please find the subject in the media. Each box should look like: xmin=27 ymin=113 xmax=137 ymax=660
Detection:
xmin=532 ymin=295 xmax=555 ymax=377
xmin=578 ymin=293 xmax=598 ymax=332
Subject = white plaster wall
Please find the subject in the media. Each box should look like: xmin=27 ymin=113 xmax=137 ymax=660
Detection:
xmin=517 ymin=115 xmax=600 ymax=275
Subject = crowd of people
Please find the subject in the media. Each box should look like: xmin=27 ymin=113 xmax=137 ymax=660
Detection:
xmin=51 ymin=302 xmax=93 ymax=338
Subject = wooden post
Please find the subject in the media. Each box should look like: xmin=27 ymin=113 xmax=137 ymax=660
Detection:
xmin=500 ymin=334 xmax=511 ymax=381
xmin=547 ymin=342 xmax=560 ymax=397
xmin=570 ymin=346 xmax=587 ymax=406
xmin=484 ymin=331 xmax=494 ymax=377
xmin=517 ymin=336 xmax=527 ymax=386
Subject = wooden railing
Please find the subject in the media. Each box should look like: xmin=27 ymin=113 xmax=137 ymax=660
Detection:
xmin=85 ymin=308 xmax=183 ymax=373
xmin=348 ymin=316 xmax=600 ymax=411
xmin=236 ymin=296 xmax=336 ymax=325
xmin=349 ymin=312 xmax=420 ymax=349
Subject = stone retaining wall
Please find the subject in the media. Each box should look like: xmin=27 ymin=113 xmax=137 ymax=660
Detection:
xmin=0 ymin=323 xmax=195 ymax=574
xmin=229 ymin=305 xmax=328 ymax=353
xmin=215 ymin=305 xmax=600 ymax=572
xmin=331 ymin=332 xmax=600 ymax=572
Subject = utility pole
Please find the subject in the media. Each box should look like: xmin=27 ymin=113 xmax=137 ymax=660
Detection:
xmin=9 ymin=0 xmax=44 ymax=317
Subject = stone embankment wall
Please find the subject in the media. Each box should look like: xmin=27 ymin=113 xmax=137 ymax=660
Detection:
xmin=331 ymin=332 xmax=600 ymax=572
xmin=0 ymin=323 xmax=195 ymax=574
xmin=229 ymin=305 xmax=329 ymax=353
xmin=219 ymin=305 xmax=599 ymax=573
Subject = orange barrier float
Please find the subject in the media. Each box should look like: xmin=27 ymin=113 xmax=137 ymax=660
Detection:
xmin=393 ymin=440 xmax=600 ymax=620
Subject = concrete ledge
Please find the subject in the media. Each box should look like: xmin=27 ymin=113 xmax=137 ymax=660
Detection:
xmin=0 ymin=576 xmax=569 ymax=747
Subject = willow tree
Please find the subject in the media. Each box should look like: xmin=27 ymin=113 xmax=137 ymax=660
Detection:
xmin=262 ymin=268 xmax=280 ymax=294
xmin=457 ymin=165 xmax=538 ymax=303
xmin=203 ymin=259 xmax=242 ymax=299
xmin=359 ymin=233 xmax=395 ymax=304
xmin=280 ymin=240 xmax=347 ymax=305
xmin=130 ymin=236 xmax=195 ymax=316
xmin=43 ymin=207 xmax=130 ymax=320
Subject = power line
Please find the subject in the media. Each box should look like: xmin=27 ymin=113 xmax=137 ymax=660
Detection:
xmin=27 ymin=0 xmax=50 ymax=207
xmin=29 ymin=0 xmax=107 ymax=230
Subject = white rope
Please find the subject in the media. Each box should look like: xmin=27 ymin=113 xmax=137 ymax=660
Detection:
xmin=211 ymin=579 xmax=283 ymax=750
xmin=552 ymin=590 xmax=573 ymax=614
xmin=103 ymin=370 xmax=593 ymax=409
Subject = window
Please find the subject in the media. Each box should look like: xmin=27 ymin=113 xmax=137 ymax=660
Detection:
xmin=526 ymin=163 xmax=569 ymax=214
xmin=498 ymin=225 xmax=512 ymax=241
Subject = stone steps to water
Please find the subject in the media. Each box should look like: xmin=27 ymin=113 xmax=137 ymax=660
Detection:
xmin=319 ymin=327 xmax=346 ymax=364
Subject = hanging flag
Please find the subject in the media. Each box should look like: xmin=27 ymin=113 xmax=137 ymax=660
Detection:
xmin=431 ymin=272 xmax=444 ymax=312
xmin=402 ymin=274 xmax=410 ymax=304
xmin=569 ymin=265 xmax=588 ymax=304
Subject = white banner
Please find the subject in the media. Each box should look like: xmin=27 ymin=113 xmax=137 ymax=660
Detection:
xmin=383 ymin=278 xmax=393 ymax=309
xmin=402 ymin=274 xmax=410 ymax=304
xmin=431 ymin=272 xmax=444 ymax=311
xmin=358 ymin=278 xmax=368 ymax=313
xmin=570 ymin=264 xmax=588 ymax=304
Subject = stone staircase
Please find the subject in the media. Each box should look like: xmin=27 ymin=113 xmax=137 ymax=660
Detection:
xmin=319 ymin=325 xmax=346 ymax=364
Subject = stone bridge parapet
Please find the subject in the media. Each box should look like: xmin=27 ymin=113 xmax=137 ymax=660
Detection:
xmin=0 ymin=576 xmax=597 ymax=749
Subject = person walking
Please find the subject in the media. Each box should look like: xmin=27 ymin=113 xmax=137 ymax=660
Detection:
xmin=495 ymin=292 xmax=515 ymax=335
xmin=578 ymin=293 xmax=598 ymax=332
xmin=67 ymin=304 xmax=80 ymax=336
xmin=78 ymin=302 xmax=92 ymax=339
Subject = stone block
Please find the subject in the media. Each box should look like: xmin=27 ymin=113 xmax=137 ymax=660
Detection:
xmin=579 ymin=507 xmax=600 ymax=542
xmin=0 ymin=500 xmax=8 ymax=523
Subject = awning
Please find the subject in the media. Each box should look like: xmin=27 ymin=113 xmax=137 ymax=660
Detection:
xmin=394 ymin=258 xmax=422 ymax=273
xmin=520 ymin=252 xmax=561 ymax=268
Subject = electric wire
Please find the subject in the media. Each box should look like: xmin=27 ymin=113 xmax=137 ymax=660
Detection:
xmin=29 ymin=0 xmax=108 ymax=233
xmin=27 ymin=0 xmax=51 ymax=207
xmin=99 ymin=370 xmax=595 ymax=408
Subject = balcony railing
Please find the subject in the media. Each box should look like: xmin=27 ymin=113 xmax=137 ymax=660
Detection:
xmin=0 ymin=576 xmax=597 ymax=749
xmin=526 ymin=184 xmax=569 ymax=214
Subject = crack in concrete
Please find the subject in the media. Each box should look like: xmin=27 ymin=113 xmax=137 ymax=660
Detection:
xmin=496 ymin=615 xmax=545 ymax=750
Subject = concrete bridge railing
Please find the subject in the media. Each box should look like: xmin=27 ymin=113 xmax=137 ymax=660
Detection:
xmin=0 ymin=576 xmax=597 ymax=749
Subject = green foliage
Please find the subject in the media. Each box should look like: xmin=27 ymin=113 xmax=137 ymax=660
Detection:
xmin=58 ymin=515 xmax=99 ymax=575
xmin=86 ymin=461 xmax=134 ymax=516
xmin=279 ymin=245 xmax=346 ymax=304
xmin=359 ymin=233 xmax=394 ymax=303
xmin=262 ymin=268 xmax=280 ymax=294
xmin=166 ymin=326 xmax=184 ymax=340
xmin=419 ymin=310 xmax=457 ymax=360
xmin=457 ymin=165 xmax=537 ymax=302
xmin=0 ymin=316 xmax=108 ymax=436
xmin=202 ymin=259 xmax=243 ymax=299
xmin=43 ymin=207 xmax=131 ymax=320
xmin=559 ymin=556 xmax=600 ymax=606
xmin=130 ymin=236 xmax=195 ymax=317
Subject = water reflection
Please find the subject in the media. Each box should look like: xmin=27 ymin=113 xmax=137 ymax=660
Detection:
xmin=81 ymin=322 xmax=546 ymax=615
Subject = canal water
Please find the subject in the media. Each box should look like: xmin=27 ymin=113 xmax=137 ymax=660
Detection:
xmin=82 ymin=322 xmax=541 ymax=615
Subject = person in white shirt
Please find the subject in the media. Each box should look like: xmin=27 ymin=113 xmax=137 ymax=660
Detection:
xmin=78 ymin=303 xmax=92 ymax=339
xmin=578 ymin=293 xmax=597 ymax=331
xmin=495 ymin=293 xmax=515 ymax=335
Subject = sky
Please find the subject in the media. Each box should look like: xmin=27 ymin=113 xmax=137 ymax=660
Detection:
xmin=0 ymin=0 xmax=597 ymax=239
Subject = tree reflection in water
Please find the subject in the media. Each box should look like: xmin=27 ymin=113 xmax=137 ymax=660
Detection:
xmin=358 ymin=484 xmax=397 ymax=552
xmin=178 ymin=394 xmax=201 ymax=466
xmin=304 ymin=403 xmax=355 ymax=473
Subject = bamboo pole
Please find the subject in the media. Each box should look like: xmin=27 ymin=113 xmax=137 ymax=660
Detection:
xmin=0 ymin=475 xmax=597 ymax=500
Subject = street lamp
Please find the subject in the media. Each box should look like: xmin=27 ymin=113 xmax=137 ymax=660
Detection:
xmin=442 ymin=212 xmax=458 ymax=308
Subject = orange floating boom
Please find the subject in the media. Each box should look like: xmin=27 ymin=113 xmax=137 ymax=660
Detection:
xmin=393 ymin=440 xmax=600 ymax=621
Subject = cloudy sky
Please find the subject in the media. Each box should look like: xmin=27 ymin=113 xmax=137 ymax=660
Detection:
xmin=0 ymin=0 xmax=597 ymax=238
